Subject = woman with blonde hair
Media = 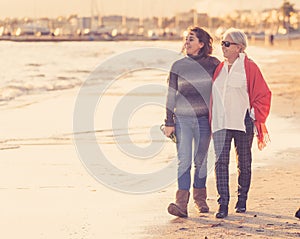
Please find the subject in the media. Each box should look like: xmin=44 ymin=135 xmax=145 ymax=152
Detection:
xmin=211 ymin=28 xmax=271 ymax=218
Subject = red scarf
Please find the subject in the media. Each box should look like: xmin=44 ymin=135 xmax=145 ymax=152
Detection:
xmin=212 ymin=56 xmax=272 ymax=150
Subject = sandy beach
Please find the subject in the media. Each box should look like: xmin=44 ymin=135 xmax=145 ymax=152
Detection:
xmin=0 ymin=39 xmax=300 ymax=239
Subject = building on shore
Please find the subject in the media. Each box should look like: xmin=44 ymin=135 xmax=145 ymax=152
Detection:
xmin=0 ymin=5 xmax=300 ymax=41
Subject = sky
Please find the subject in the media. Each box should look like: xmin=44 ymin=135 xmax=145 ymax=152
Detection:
xmin=0 ymin=0 xmax=299 ymax=19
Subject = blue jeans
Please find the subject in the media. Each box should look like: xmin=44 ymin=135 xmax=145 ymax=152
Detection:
xmin=175 ymin=115 xmax=211 ymax=190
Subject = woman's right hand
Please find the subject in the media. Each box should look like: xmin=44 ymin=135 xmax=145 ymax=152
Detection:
xmin=164 ymin=126 xmax=175 ymax=137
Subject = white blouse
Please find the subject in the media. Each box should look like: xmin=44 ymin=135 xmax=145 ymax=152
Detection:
xmin=212 ymin=53 xmax=250 ymax=133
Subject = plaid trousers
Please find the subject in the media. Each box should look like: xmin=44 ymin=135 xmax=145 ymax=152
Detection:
xmin=213 ymin=113 xmax=254 ymax=206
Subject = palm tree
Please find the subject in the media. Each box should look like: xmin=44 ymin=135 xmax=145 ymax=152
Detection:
xmin=280 ymin=0 xmax=296 ymax=31
xmin=280 ymin=0 xmax=296 ymax=45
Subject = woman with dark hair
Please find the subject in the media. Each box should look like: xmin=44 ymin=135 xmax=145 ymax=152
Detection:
xmin=164 ymin=26 xmax=220 ymax=217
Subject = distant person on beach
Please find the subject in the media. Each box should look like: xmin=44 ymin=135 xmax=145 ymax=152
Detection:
xmin=269 ymin=34 xmax=274 ymax=46
xmin=211 ymin=28 xmax=271 ymax=219
xmin=164 ymin=26 xmax=220 ymax=217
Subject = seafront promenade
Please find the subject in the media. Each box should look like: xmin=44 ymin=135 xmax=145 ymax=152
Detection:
xmin=2 ymin=32 xmax=300 ymax=42
xmin=0 ymin=34 xmax=183 ymax=42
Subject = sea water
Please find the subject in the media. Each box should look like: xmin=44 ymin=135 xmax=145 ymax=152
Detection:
xmin=1 ymin=40 xmax=299 ymax=183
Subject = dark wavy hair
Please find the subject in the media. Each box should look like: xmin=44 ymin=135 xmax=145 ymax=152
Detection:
xmin=188 ymin=26 xmax=213 ymax=57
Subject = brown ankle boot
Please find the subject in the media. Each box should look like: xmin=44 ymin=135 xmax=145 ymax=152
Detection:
xmin=167 ymin=190 xmax=190 ymax=217
xmin=193 ymin=187 xmax=209 ymax=213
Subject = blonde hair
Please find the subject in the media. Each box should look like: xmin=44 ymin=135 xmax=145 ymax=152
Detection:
xmin=223 ymin=28 xmax=248 ymax=51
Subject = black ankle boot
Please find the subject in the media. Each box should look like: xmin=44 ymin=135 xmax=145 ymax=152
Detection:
xmin=215 ymin=205 xmax=228 ymax=219
xmin=295 ymin=208 xmax=300 ymax=219
xmin=235 ymin=200 xmax=246 ymax=213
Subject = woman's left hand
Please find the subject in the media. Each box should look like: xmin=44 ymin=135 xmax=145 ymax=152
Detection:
xmin=257 ymin=123 xmax=270 ymax=150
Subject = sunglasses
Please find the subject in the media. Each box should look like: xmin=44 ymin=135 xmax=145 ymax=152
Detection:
xmin=221 ymin=41 xmax=239 ymax=47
